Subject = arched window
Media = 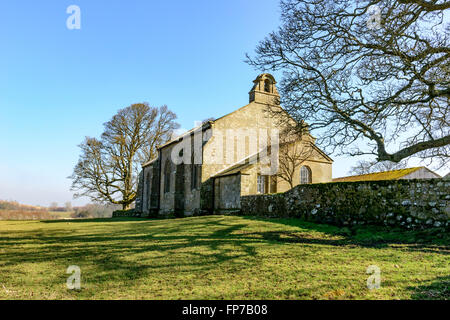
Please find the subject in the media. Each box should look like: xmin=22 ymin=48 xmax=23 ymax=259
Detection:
xmin=145 ymin=171 xmax=152 ymax=209
xmin=191 ymin=165 xmax=200 ymax=190
xmin=300 ymin=166 xmax=312 ymax=184
xmin=264 ymin=79 xmax=271 ymax=92
xmin=146 ymin=172 xmax=151 ymax=195
xmin=164 ymin=160 xmax=171 ymax=193
xmin=257 ymin=175 xmax=266 ymax=194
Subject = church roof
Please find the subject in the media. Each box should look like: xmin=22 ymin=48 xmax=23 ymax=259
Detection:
xmin=332 ymin=167 xmax=436 ymax=182
xmin=211 ymin=152 xmax=261 ymax=178
xmin=154 ymin=74 xmax=279 ymax=152
xmin=141 ymin=157 xmax=158 ymax=168
xmin=212 ymin=141 xmax=332 ymax=178
xmin=155 ymin=121 xmax=213 ymax=151
xmin=250 ymin=73 xmax=277 ymax=87
xmin=147 ymin=74 xmax=332 ymax=167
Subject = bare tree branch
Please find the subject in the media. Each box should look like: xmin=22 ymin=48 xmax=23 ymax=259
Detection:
xmin=247 ymin=0 xmax=450 ymax=165
xmin=276 ymin=130 xmax=315 ymax=188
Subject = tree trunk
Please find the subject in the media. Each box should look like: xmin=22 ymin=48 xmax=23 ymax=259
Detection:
xmin=122 ymin=203 xmax=130 ymax=210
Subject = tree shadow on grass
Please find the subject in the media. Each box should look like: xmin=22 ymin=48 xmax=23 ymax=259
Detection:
xmin=240 ymin=216 xmax=450 ymax=254
xmin=0 ymin=217 xmax=260 ymax=294
xmin=32 ymin=215 xmax=450 ymax=256
xmin=41 ymin=217 xmax=148 ymax=223
xmin=1 ymin=215 xmax=448 ymax=297
xmin=408 ymin=275 xmax=450 ymax=300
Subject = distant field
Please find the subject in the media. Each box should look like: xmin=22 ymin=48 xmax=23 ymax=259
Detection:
xmin=0 ymin=210 xmax=74 ymax=220
xmin=0 ymin=216 xmax=448 ymax=300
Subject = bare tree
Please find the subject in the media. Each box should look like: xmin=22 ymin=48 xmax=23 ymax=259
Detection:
xmin=136 ymin=105 xmax=180 ymax=164
xmin=247 ymin=0 xmax=449 ymax=167
xmin=69 ymin=103 xmax=179 ymax=210
xmin=276 ymin=131 xmax=314 ymax=188
xmin=349 ymin=160 xmax=408 ymax=175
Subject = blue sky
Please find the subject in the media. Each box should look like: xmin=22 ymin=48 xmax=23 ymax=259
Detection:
xmin=0 ymin=1 xmax=445 ymax=207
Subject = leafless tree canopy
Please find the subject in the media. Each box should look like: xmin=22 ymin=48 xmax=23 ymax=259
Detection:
xmin=349 ymin=159 xmax=408 ymax=175
xmin=247 ymin=0 xmax=449 ymax=166
xmin=277 ymin=131 xmax=314 ymax=188
xmin=69 ymin=103 xmax=179 ymax=210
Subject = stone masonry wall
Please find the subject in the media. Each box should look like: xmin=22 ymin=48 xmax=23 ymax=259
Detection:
xmin=241 ymin=179 xmax=450 ymax=230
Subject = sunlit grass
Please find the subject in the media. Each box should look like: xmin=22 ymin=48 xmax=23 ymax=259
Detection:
xmin=0 ymin=216 xmax=448 ymax=300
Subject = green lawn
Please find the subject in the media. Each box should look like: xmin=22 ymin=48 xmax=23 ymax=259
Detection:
xmin=0 ymin=215 xmax=448 ymax=300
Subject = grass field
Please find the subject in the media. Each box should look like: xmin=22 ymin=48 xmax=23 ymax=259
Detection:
xmin=0 ymin=215 xmax=448 ymax=300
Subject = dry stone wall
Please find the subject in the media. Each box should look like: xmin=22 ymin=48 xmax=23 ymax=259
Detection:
xmin=241 ymin=179 xmax=450 ymax=230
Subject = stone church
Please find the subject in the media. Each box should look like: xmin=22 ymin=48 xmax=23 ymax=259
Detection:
xmin=135 ymin=74 xmax=333 ymax=216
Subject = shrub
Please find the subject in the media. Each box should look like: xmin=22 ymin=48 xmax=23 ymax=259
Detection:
xmin=112 ymin=209 xmax=136 ymax=217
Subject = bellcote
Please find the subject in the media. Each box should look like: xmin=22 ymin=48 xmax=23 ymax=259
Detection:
xmin=249 ymin=73 xmax=280 ymax=105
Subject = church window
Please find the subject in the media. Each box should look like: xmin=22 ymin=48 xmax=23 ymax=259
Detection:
xmin=300 ymin=166 xmax=312 ymax=184
xmin=191 ymin=165 xmax=200 ymax=190
xmin=146 ymin=172 xmax=151 ymax=195
xmin=257 ymin=175 xmax=267 ymax=194
xmin=164 ymin=160 xmax=171 ymax=193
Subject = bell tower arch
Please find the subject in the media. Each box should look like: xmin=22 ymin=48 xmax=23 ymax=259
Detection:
xmin=249 ymin=73 xmax=280 ymax=105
